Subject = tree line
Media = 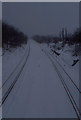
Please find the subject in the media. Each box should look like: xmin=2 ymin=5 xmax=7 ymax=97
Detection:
xmin=2 ymin=22 xmax=28 ymax=50
xmin=32 ymin=28 xmax=81 ymax=45
xmin=32 ymin=35 xmax=60 ymax=44
xmin=32 ymin=28 xmax=81 ymax=56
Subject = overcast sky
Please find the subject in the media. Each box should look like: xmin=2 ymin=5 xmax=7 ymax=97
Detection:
xmin=2 ymin=2 xmax=79 ymax=37
xmin=0 ymin=2 xmax=2 ymax=20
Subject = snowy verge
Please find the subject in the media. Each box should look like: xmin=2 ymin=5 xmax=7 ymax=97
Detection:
xmin=2 ymin=42 xmax=29 ymax=99
xmin=41 ymin=43 xmax=79 ymax=114
xmin=0 ymin=47 xmax=2 ymax=120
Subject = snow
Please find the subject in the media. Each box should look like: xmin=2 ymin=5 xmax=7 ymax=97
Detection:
xmin=41 ymin=42 xmax=79 ymax=115
xmin=48 ymin=42 xmax=79 ymax=87
xmin=2 ymin=39 xmax=78 ymax=118
xmin=2 ymin=44 xmax=29 ymax=99
xmin=2 ymin=44 xmax=28 ymax=84
xmin=0 ymin=47 xmax=2 ymax=120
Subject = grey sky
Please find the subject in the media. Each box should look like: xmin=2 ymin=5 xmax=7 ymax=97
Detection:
xmin=2 ymin=2 xmax=79 ymax=37
xmin=0 ymin=1 xmax=2 ymax=19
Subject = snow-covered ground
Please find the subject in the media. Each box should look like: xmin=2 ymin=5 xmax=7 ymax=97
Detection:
xmin=2 ymin=43 xmax=30 ymax=100
xmin=2 ymin=39 xmax=78 ymax=118
xmin=0 ymin=47 xmax=2 ymax=120
xmin=47 ymin=42 xmax=79 ymax=87
xmin=41 ymin=42 xmax=79 ymax=116
xmin=2 ymin=44 xmax=28 ymax=84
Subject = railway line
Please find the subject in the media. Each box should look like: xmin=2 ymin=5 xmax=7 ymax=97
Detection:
xmin=0 ymin=44 xmax=29 ymax=90
xmin=0 ymin=42 xmax=30 ymax=106
xmin=0 ymin=40 xmax=80 ymax=118
xmin=41 ymin=47 xmax=81 ymax=120
xmin=49 ymin=49 xmax=80 ymax=93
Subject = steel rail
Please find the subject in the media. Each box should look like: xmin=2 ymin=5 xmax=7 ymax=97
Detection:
xmin=0 ymin=43 xmax=30 ymax=107
xmin=42 ymin=48 xmax=80 ymax=120
xmin=49 ymin=50 xmax=81 ymax=93
xmin=0 ymin=43 xmax=29 ymax=90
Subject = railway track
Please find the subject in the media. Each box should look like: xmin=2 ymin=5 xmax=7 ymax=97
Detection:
xmin=0 ymin=44 xmax=29 ymax=90
xmin=49 ymin=50 xmax=80 ymax=93
xmin=41 ymin=47 xmax=81 ymax=120
xmin=0 ymin=42 xmax=30 ymax=106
